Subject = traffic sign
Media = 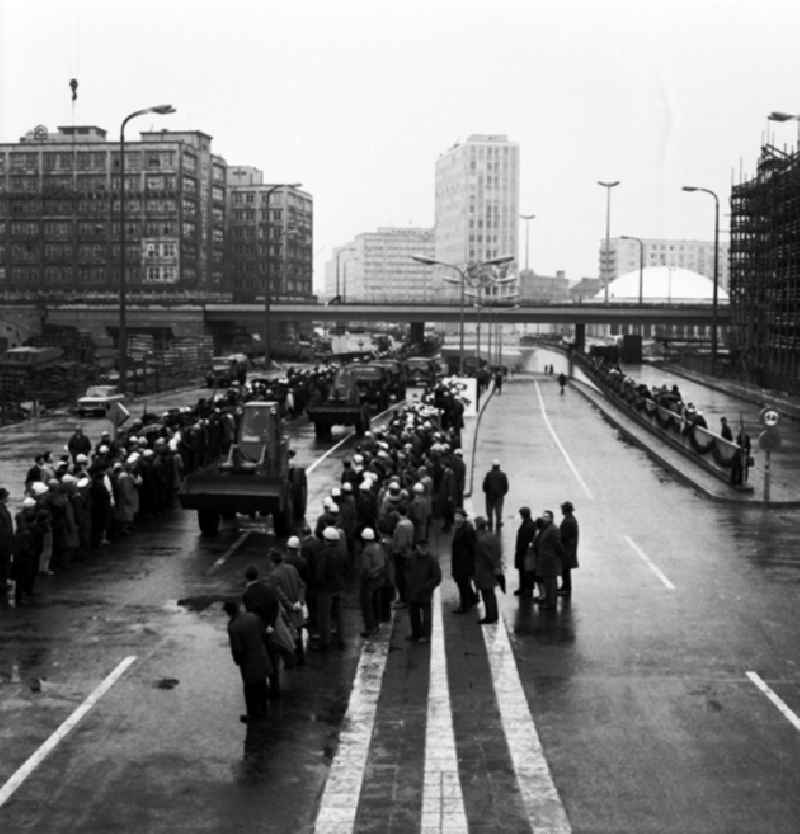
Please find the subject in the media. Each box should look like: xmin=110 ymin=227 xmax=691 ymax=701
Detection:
xmin=760 ymin=406 xmax=781 ymax=427
xmin=108 ymin=401 xmax=130 ymax=427
xmin=758 ymin=428 xmax=781 ymax=451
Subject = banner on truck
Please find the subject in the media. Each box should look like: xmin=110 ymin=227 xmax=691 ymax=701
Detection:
xmin=443 ymin=376 xmax=478 ymax=418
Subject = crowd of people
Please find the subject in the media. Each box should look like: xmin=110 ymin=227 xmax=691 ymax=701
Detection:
xmin=222 ymin=377 xmax=580 ymax=724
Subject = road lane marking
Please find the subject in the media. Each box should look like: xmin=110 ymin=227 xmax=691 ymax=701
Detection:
xmin=421 ymin=585 xmax=468 ymax=834
xmin=482 ymin=621 xmax=572 ymax=833
xmin=746 ymin=671 xmax=800 ymax=731
xmin=0 ymin=655 xmax=137 ymax=808
xmin=306 ymin=403 xmax=402 ymax=476
xmin=534 ymin=381 xmax=594 ymax=501
xmin=206 ymin=530 xmax=251 ymax=575
xmin=313 ymin=623 xmax=393 ymax=834
xmin=623 ymin=535 xmax=676 ymax=591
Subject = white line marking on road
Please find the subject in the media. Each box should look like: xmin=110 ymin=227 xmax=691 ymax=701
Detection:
xmin=534 ymin=381 xmax=594 ymax=501
xmin=482 ymin=620 xmax=571 ymax=833
xmin=306 ymin=403 xmax=403 ymax=475
xmin=421 ymin=585 xmax=468 ymax=834
xmin=746 ymin=671 xmax=800 ymax=731
xmin=0 ymin=655 xmax=137 ymax=808
xmin=623 ymin=535 xmax=676 ymax=591
xmin=206 ymin=530 xmax=251 ymax=575
xmin=313 ymin=623 xmax=393 ymax=834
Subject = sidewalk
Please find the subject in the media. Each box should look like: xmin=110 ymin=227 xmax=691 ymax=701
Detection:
xmin=571 ymin=378 xmax=800 ymax=507
xmin=660 ymin=363 xmax=800 ymax=422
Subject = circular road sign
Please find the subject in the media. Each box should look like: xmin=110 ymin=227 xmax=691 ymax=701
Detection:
xmin=760 ymin=407 xmax=781 ymax=428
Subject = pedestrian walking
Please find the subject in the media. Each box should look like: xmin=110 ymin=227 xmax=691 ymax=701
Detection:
xmin=558 ymin=373 xmax=567 ymax=395
xmin=474 ymin=517 xmax=502 ymax=623
xmin=559 ymin=501 xmax=579 ymax=599
xmin=404 ymin=541 xmax=441 ymax=643
xmin=494 ymin=370 xmax=503 ymax=396
xmin=482 ymin=459 xmax=509 ymax=532
xmin=451 ymin=508 xmax=477 ymax=614
xmin=534 ymin=511 xmax=563 ymax=610
xmin=514 ymin=506 xmax=537 ymax=597
xmin=720 ymin=416 xmax=733 ymax=441
xmin=223 ymin=599 xmax=271 ymax=724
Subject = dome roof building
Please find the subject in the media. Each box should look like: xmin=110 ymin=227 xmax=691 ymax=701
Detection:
xmin=593 ymin=266 xmax=729 ymax=304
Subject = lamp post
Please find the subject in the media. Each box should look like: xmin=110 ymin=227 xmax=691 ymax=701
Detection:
xmin=597 ymin=180 xmax=621 ymax=303
xmin=520 ymin=213 xmax=535 ymax=271
xmin=263 ymin=182 xmax=301 ymax=369
xmin=118 ymin=104 xmax=175 ymax=394
xmin=682 ymin=185 xmax=719 ymax=374
xmin=411 ymin=254 xmax=514 ymax=375
xmin=768 ymin=110 xmax=800 ymax=148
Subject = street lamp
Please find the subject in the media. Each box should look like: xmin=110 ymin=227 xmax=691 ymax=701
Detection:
xmin=619 ymin=235 xmax=645 ymax=305
xmin=520 ymin=213 xmax=536 ymax=272
xmin=597 ymin=180 xmax=621 ymax=303
xmin=262 ymin=182 xmax=301 ymax=370
xmin=411 ymin=254 xmax=514 ymax=375
xmin=768 ymin=110 xmax=800 ymax=147
xmin=118 ymin=104 xmax=175 ymax=394
xmin=682 ymin=185 xmax=720 ymax=374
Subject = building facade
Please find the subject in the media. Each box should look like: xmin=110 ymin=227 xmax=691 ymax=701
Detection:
xmin=601 ymin=236 xmax=731 ymax=291
xmin=324 ymin=227 xmax=435 ymax=302
xmin=517 ymin=269 xmax=569 ymax=302
xmin=0 ymin=125 xmax=227 ymax=300
xmin=730 ymin=145 xmax=800 ymax=390
xmin=225 ymin=167 xmax=312 ymax=301
xmin=434 ymin=134 xmax=519 ymax=297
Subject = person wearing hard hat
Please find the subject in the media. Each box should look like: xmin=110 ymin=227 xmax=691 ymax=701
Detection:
xmin=358 ymin=527 xmax=387 ymax=637
xmin=313 ymin=527 xmax=347 ymax=651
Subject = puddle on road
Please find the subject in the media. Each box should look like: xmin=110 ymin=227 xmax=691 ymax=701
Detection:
xmin=154 ymin=677 xmax=180 ymax=690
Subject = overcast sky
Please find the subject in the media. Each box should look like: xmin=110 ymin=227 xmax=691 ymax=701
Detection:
xmin=1 ymin=0 xmax=799 ymax=291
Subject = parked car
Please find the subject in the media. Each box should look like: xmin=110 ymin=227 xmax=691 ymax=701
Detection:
xmin=76 ymin=385 xmax=125 ymax=417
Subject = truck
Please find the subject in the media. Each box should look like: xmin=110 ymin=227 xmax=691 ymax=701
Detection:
xmin=306 ymin=367 xmax=370 ymax=440
xmin=178 ymin=400 xmax=307 ymax=537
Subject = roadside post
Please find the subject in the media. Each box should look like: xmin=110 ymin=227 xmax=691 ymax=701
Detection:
xmin=758 ymin=407 xmax=781 ymax=501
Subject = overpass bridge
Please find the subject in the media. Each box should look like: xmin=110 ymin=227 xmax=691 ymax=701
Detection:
xmin=34 ymin=300 xmax=730 ymax=335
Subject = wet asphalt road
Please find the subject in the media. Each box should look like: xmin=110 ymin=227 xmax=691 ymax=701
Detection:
xmin=2 ymin=376 xmax=800 ymax=833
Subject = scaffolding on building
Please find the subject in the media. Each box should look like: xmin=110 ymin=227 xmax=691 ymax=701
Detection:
xmin=730 ymin=143 xmax=800 ymax=391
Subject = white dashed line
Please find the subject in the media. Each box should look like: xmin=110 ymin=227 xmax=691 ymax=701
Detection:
xmin=623 ymin=535 xmax=676 ymax=591
xmin=421 ymin=585 xmax=468 ymax=834
xmin=0 ymin=655 xmax=137 ymax=808
xmin=746 ymin=671 xmax=800 ymax=731
xmin=534 ymin=381 xmax=594 ymax=501
xmin=482 ymin=620 xmax=572 ymax=833
xmin=313 ymin=624 xmax=393 ymax=834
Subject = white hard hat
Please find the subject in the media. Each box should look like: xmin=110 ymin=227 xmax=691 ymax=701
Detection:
xmin=322 ymin=526 xmax=340 ymax=541
xmin=353 ymin=454 xmax=364 ymax=465
xmin=413 ymin=482 xmax=425 ymax=493
xmin=331 ymin=486 xmax=342 ymax=498
xmin=61 ymin=474 xmax=77 ymax=484
xmin=76 ymin=454 xmax=88 ymax=464
xmin=77 ymin=477 xmax=90 ymax=488
xmin=31 ymin=481 xmax=47 ymax=496
xmin=342 ymin=482 xmax=353 ymax=492
xmin=361 ymin=527 xmax=375 ymax=540
xmin=287 ymin=535 xmax=300 ymax=548
xmin=98 ymin=445 xmax=109 ymax=454
xmin=23 ymin=495 xmax=36 ymax=507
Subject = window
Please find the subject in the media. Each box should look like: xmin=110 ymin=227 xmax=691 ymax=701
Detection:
xmin=10 ymin=153 xmax=38 ymax=172
xmin=146 ymin=175 xmax=164 ymax=191
xmin=212 ymin=186 xmax=224 ymax=202
xmin=212 ymin=165 xmax=225 ymax=183
xmin=182 ymin=221 xmax=196 ymax=237
xmin=182 ymin=176 xmax=196 ymax=193
xmin=183 ymin=154 xmax=197 ymax=172
xmin=181 ymin=198 xmax=196 ymax=217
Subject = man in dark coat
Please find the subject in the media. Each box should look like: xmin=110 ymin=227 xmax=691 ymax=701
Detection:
xmin=534 ymin=510 xmax=563 ymax=611
xmin=224 ymin=599 xmax=271 ymax=723
xmin=482 ymin=460 xmax=509 ymax=532
xmin=514 ymin=506 xmax=537 ymax=597
xmin=0 ymin=487 xmax=13 ymax=604
xmin=67 ymin=426 xmax=91 ymax=464
xmin=242 ymin=565 xmax=281 ymax=698
xmin=451 ymin=508 xmax=477 ymax=613
xmin=404 ymin=541 xmax=442 ymax=642
xmin=559 ymin=501 xmax=579 ymax=599
xmin=474 ymin=517 xmax=502 ymax=623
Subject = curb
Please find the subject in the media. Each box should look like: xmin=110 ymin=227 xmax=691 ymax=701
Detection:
xmin=569 ymin=380 xmax=800 ymax=509
xmin=464 ymin=382 xmax=496 ymax=499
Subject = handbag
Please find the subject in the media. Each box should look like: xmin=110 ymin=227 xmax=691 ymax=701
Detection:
xmin=268 ymin=609 xmax=296 ymax=656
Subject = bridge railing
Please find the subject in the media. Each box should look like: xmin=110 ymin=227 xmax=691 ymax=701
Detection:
xmin=574 ymin=353 xmax=753 ymax=492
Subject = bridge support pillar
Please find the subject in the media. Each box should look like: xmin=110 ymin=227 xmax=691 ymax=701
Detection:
xmin=410 ymin=322 xmax=425 ymax=345
xmin=574 ymin=322 xmax=586 ymax=352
